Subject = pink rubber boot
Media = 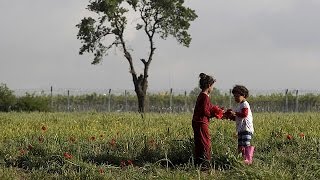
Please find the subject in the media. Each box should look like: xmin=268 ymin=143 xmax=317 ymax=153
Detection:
xmin=238 ymin=145 xmax=245 ymax=158
xmin=244 ymin=146 xmax=255 ymax=165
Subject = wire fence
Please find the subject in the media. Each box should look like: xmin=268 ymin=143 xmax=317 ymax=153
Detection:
xmin=13 ymin=87 xmax=320 ymax=113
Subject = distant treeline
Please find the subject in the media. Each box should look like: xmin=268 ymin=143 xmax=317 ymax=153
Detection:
xmin=1 ymin=83 xmax=320 ymax=112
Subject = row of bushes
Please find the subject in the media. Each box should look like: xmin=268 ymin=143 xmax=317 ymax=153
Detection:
xmin=1 ymin=83 xmax=320 ymax=112
xmin=0 ymin=84 xmax=50 ymax=112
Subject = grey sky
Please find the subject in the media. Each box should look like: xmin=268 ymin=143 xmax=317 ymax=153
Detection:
xmin=1 ymin=0 xmax=320 ymax=93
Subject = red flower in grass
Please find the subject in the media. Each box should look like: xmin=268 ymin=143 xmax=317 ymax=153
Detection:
xmin=63 ymin=152 xmax=73 ymax=159
xmin=99 ymin=168 xmax=104 ymax=174
xmin=27 ymin=144 xmax=33 ymax=150
xmin=38 ymin=135 xmax=44 ymax=143
xmin=90 ymin=136 xmax=96 ymax=141
xmin=19 ymin=149 xmax=27 ymax=156
xmin=287 ymin=134 xmax=293 ymax=140
xmin=149 ymin=139 xmax=155 ymax=144
xmin=299 ymin=132 xmax=305 ymax=138
xmin=148 ymin=140 xmax=157 ymax=150
xmin=120 ymin=160 xmax=133 ymax=168
xmin=41 ymin=126 xmax=47 ymax=132
xmin=69 ymin=136 xmax=76 ymax=143
xmin=109 ymin=138 xmax=116 ymax=148
xmin=127 ymin=160 xmax=133 ymax=166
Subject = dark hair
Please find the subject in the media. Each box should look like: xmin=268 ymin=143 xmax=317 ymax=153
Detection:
xmin=199 ymin=73 xmax=216 ymax=90
xmin=232 ymin=85 xmax=249 ymax=98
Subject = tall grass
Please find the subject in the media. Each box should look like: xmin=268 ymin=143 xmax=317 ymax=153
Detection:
xmin=0 ymin=112 xmax=319 ymax=179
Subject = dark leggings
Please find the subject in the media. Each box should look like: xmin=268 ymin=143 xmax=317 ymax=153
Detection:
xmin=238 ymin=131 xmax=253 ymax=147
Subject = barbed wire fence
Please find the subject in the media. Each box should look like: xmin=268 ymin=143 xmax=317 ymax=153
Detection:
xmin=13 ymin=87 xmax=320 ymax=113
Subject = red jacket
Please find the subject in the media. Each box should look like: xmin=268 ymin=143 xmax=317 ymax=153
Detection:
xmin=192 ymin=92 xmax=224 ymax=124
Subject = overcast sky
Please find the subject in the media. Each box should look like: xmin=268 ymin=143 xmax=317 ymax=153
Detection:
xmin=1 ymin=0 xmax=320 ymax=93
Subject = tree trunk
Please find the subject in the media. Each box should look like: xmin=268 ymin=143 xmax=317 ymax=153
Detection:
xmin=137 ymin=92 xmax=145 ymax=113
xmin=133 ymin=74 xmax=148 ymax=114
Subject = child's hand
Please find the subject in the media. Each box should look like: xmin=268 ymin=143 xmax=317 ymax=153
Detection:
xmin=223 ymin=109 xmax=236 ymax=121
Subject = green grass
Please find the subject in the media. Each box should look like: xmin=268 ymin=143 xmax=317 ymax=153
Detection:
xmin=0 ymin=112 xmax=319 ymax=179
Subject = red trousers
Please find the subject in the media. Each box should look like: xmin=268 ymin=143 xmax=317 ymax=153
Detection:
xmin=192 ymin=121 xmax=211 ymax=163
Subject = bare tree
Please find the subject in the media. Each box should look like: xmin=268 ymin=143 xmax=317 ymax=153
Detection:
xmin=76 ymin=0 xmax=197 ymax=113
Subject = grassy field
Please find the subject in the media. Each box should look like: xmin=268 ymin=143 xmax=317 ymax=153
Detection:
xmin=0 ymin=112 xmax=319 ymax=179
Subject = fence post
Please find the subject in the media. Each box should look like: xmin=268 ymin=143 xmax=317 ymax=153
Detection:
xmin=103 ymin=93 xmax=107 ymax=111
xmin=125 ymin=90 xmax=128 ymax=112
xmin=184 ymin=90 xmax=188 ymax=112
xmin=50 ymin=86 xmax=53 ymax=110
xmin=67 ymin=90 xmax=70 ymax=112
xmin=295 ymin=90 xmax=299 ymax=112
xmin=229 ymin=89 xmax=232 ymax=108
xmin=285 ymin=89 xmax=288 ymax=112
xmin=108 ymin=89 xmax=111 ymax=112
xmin=169 ymin=88 xmax=173 ymax=113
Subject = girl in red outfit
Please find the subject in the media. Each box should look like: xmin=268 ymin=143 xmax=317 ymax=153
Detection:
xmin=192 ymin=73 xmax=224 ymax=167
